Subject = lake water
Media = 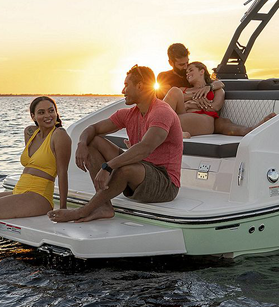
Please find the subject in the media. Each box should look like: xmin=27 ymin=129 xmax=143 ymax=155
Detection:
xmin=1 ymin=96 xmax=279 ymax=307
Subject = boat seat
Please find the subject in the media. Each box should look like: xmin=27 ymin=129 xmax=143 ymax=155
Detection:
xmin=106 ymin=132 xmax=242 ymax=158
xmin=106 ymin=90 xmax=279 ymax=158
xmin=185 ymin=90 xmax=279 ymax=157
xmin=182 ymin=134 xmax=242 ymax=158
xmin=220 ymin=91 xmax=278 ymax=127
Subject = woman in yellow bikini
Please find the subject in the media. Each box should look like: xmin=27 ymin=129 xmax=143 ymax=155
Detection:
xmin=163 ymin=61 xmax=225 ymax=138
xmin=0 ymin=96 xmax=71 ymax=219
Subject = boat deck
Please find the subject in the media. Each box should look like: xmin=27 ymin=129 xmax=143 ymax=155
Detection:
xmin=0 ymin=213 xmax=186 ymax=258
xmin=64 ymin=168 xmax=274 ymax=223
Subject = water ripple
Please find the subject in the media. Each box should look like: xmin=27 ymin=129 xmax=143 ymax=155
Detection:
xmin=1 ymin=96 xmax=279 ymax=307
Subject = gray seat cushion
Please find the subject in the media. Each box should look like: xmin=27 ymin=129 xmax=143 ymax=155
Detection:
xmin=106 ymin=134 xmax=242 ymax=158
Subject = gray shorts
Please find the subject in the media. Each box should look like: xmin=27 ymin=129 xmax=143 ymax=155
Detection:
xmin=123 ymin=161 xmax=179 ymax=203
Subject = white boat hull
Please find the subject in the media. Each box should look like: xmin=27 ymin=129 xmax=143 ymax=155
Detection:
xmin=1 ymin=202 xmax=279 ymax=259
xmin=0 ymin=213 xmax=186 ymax=259
xmin=1 ymin=89 xmax=279 ymax=259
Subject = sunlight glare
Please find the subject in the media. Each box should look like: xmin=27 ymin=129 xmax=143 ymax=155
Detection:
xmin=111 ymin=46 xmax=170 ymax=94
xmin=154 ymin=82 xmax=160 ymax=90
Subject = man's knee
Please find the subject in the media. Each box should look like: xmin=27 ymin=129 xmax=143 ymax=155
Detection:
xmin=88 ymin=135 xmax=111 ymax=159
xmin=82 ymin=136 xmax=104 ymax=170
xmin=90 ymin=136 xmax=122 ymax=161
xmin=89 ymin=135 xmax=104 ymax=150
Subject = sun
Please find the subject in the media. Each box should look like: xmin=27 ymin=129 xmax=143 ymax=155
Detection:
xmin=154 ymin=82 xmax=160 ymax=90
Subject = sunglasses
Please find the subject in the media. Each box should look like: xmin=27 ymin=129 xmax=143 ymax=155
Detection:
xmin=131 ymin=64 xmax=144 ymax=81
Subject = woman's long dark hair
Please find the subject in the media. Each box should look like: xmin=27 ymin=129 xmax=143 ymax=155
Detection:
xmin=30 ymin=96 xmax=62 ymax=127
xmin=188 ymin=61 xmax=214 ymax=85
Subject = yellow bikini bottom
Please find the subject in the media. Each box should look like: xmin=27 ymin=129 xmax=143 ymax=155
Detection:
xmin=13 ymin=173 xmax=54 ymax=208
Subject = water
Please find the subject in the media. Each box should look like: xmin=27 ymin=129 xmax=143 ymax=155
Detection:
xmin=0 ymin=95 xmax=119 ymax=175
xmin=1 ymin=96 xmax=279 ymax=307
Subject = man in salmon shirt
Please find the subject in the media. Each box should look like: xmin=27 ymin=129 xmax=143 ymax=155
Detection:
xmin=48 ymin=65 xmax=183 ymax=223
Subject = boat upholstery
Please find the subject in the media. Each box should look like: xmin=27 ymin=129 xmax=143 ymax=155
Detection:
xmin=106 ymin=133 xmax=241 ymax=158
xmin=221 ymin=90 xmax=279 ymax=127
xmin=106 ymin=89 xmax=279 ymax=158
xmin=182 ymin=88 xmax=279 ymax=158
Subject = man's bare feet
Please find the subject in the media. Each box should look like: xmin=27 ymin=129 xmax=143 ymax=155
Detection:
xmin=48 ymin=202 xmax=115 ymax=223
xmin=75 ymin=203 xmax=115 ymax=223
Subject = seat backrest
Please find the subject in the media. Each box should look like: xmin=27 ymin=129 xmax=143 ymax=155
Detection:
xmin=220 ymin=99 xmax=275 ymax=127
xmin=220 ymin=89 xmax=279 ymax=127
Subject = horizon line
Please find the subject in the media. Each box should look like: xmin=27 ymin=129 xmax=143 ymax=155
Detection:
xmin=0 ymin=93 xmax=123 ymax=97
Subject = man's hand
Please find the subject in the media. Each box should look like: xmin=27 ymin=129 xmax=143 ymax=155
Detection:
xmin=94 ymin=169 xmax=110 ymax=191
xmin=75 ymin=142 xmax=90 ymax=172
xmin=192 ymin=85 xmax=210 ymax=99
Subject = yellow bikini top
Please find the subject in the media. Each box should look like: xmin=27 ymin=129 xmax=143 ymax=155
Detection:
xmin=21 ymin=126 xmax=57 ymax=177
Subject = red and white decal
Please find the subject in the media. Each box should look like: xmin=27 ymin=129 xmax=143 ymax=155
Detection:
xmin=0 ymin=222 xmax=21 ymax=234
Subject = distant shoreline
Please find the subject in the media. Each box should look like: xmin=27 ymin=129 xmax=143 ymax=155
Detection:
xmin=0 ymin=94 xmax=123 ymax=97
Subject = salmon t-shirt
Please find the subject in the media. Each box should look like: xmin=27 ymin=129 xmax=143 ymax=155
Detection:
xmin=110 ymin=98 xmax=183 ymax=187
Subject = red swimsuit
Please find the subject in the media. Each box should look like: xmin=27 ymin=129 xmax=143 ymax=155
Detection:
xmin=183 ymin=89 xmax=219 ymax=118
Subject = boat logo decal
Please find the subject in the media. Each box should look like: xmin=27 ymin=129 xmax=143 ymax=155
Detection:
xmin=0 ymin=222 xmax=21 ymax=234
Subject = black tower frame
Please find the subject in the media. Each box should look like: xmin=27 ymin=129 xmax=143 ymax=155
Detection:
xmin=215 ymin=0 xmax=279 ymax=79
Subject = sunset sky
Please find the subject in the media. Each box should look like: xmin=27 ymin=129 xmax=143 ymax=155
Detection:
xmin=0 ymin=0 xmax=278 ymax=95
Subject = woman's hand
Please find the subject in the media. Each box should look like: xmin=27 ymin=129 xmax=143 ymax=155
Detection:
xmin=184 ymin=100 xmax=198 ymax=111
xmin=195 ymin=96 xmax=212 ymax=110
xmin=186 ymin=98 xmax=212 ymax=110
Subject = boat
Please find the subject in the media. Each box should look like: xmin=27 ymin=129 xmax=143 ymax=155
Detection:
xmin=1 ymin=0 xmax=279 ymax=259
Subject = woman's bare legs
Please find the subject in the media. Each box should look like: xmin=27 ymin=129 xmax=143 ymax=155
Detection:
xmin=214 ymin=113 xmax=276 ymax=136
xmin=0 ymin=192 xmax=52 ymax=219
xmin=163 ymin=87 xmax=186 ymax=114
xmin=179 ymin=113 xmax=215 ymax=136
xmin=164 ymin=87 xmax=214 ymax=137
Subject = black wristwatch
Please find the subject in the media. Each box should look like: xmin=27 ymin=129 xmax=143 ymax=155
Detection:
xmin=101 ymin=162 xmax=113 ymax=174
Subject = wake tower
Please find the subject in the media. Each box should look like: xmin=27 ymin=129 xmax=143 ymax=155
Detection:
xmin=215 ymin=0 xmax=279 ymax=79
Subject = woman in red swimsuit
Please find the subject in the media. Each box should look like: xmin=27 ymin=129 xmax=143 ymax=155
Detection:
xmin=163 ymin=61 xmax=225 ymax=138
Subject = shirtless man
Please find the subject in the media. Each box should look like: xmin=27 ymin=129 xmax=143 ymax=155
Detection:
xmin=48 ymin=65 xmax=183 ymax=223
xmin=157 ymin=43 xmax=275 ymax=136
